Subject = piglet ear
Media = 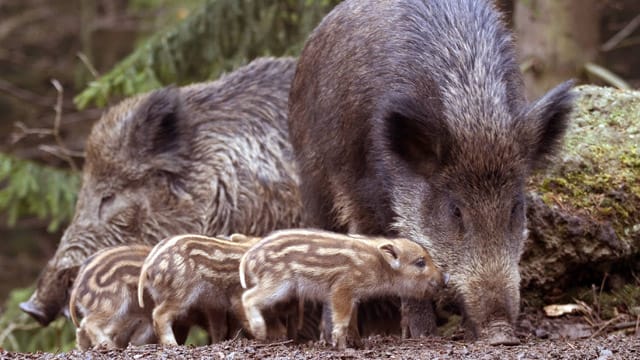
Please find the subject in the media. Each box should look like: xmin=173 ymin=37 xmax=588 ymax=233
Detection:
xmin=127 ymin=85 xmax=187 ymax=173
xmin=519 ymin=80 xmax=575 ymax=170
xmin=378 ymin=243 xmax=401 ymax=270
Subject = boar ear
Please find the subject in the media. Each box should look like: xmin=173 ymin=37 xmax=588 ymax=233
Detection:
xmin=378 ymin=243 xmax=401 ymax=270
xmin=520 ymin=80 xmax=575 ymax=170
xmin=128 ymin=85 xmax=186 ymax=173
xmin=383 ymin=99 xmax=451 ymax=177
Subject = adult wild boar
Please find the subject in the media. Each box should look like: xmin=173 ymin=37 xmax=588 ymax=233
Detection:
xmin=288 ymin=0 xmax=574 ymax=344
xmin=21 ymin=57 xmax=302 ymax=326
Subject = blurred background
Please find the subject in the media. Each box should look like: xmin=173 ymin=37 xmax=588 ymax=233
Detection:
xmin=0 ymin=0 xmax=639 ymax=352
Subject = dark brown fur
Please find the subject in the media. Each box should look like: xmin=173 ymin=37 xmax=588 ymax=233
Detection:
xmin=289 ymin=0 xmax=574 ymax=343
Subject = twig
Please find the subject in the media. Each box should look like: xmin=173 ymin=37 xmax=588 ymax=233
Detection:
xmin=0 ymin=8 xmax=51 ymax=41
xmin=584 ymin=62 xmax=632 ymax=90
xmin=0 ymin=79 xmax=56 ymax=109
xmin=38 ymin=144 xmax=85 ymax=159
xmin=598 ymin=273 xmax=608 ymax=315
xmin=589 ymin=316 xmax=624 ymax=339
xmin=77 ymin=52 xmax=100 ymax=79
xmin=602 ymin=13 xmax=640 ymax=52
xmin=253 ymin=339 xmax=293 ymax=348
xmin=10 ymin=122 xmax=54 ymax=144
xmin=610 ymin=321 xmax=639 ymax=331
xmin=51 ymin=79 xmax=78 ymax=172
xmin=230 ymin=329 xmax=243 ymax=341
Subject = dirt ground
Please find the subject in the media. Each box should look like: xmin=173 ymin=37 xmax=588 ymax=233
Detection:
xmin=2 ymin=334 xmax=638 ymax=360
xmin=2 ymin=311 xmax=639 ymax=360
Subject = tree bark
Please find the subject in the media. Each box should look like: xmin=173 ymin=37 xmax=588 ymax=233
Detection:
xmin=515 ymin=0 xmax=602 ymax=99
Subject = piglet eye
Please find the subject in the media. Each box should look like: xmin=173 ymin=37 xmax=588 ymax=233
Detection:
xmin=414 ymin=258 xmax=426 ymax=269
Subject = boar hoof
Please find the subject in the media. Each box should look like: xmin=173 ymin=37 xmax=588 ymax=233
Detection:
xmin=19 ymin=301 xmax=53 ymax=326
xmin=484 ymin=321 xmax=520 ymax=346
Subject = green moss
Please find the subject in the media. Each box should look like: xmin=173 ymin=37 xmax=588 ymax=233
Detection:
xmin=530 ymin=85 xmax=640 ymax=247
xmin=438 ymin=314 xmax=462 ymax=338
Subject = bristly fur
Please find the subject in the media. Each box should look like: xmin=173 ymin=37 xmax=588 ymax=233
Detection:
xmin=68 ymin=245 xmax=154 ymax=350
xmin=139 ymin=234 xmax=261 ymax=345
xmin=240 ymin=229 xmax=444 ymax=348
xmin=289 ymin=0 xmax=574 ymax=341
xmin=23 ymin=57 xmax=303 ymax=325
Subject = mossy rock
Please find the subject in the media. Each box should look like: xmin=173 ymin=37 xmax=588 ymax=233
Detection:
xmin=522 ymin=85 xmax=640 ymax=291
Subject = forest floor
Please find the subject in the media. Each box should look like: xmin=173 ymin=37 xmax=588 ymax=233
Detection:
xmin=2 ymin=310 xmax=638 ymax=359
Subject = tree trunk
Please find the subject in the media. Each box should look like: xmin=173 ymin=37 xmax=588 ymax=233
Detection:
xmin=515 ymin=0 xmax=602 ymax=99
xmin=522 ymin=85 xmax=640 ymax=292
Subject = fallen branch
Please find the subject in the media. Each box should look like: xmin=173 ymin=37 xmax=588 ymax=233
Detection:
xmin=252 ymin=339 xmax=293 ymax=348
xmin=601 ymin=13 xmax=640 ymax=52
xmin=589 ymin=315 xmax=625 ymax=339
xmin=584 ymin=62 xmax=632 ymax=90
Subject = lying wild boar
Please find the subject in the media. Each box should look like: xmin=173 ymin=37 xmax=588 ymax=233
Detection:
xmin=239 ymin=229 xmax=445 ymax=349
xmin=69 ymin=245 xmax=156 ymax=349
xmin=138 ymin=234 xmax=266 ymax=345
xmin=21 ymin=57 xmax=302 ymax=326
xmin=288 ymin=0 xmax=574 ymax=344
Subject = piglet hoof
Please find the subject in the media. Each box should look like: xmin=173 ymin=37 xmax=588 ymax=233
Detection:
xmin=483 ymin=321 xmax=520 ymax=346
xmin=347 ymin=335 xmax=363 ymax=349
xmin=332 ymin=336 xmax=347 ymax=350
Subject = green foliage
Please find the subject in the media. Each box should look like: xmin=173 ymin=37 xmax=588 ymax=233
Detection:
xmin=75 ymin=0 xmax=341 ymax=109
xmin=0 ymin=287 xmax=76 ymax=352
xmin=0 ymin=153 xmax=80 ymax=232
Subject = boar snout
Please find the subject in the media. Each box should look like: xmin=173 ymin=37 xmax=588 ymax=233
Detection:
xmin=456 ymin=259 xmax=520 ymax=345
xmin=19 ymin=295 xmax=55 ymax=326
xmin=483 ymin=320 xmax=520 ymax=346
xmin=21 ymin=265 xmax=78 ymax=325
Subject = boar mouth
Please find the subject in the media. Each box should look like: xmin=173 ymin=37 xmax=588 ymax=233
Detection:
xmin=482 ymin=320 xmax=520 ymax=346
xmin=19 ymin=300 xmax=57 ymax=326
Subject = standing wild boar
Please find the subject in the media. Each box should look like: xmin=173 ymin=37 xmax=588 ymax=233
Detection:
xmin=288 ymin=0 xmax=574 ymax=344
xmin=21 ymin=57 xmax=302 ymax=326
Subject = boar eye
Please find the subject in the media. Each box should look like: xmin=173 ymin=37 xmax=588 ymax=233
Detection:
xmin=414 ymin=258 xmax=426 ymax=269
xmin=99 ymin=194 xmax=115 ymax=218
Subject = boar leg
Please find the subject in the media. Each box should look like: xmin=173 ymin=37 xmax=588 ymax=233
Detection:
xmin=75 ymin=327 xmax=92 ymax=350
xmin=347 ymin=304 xmax=362 ymax=348
xmin=241 ymin=287 xmax=269 ymax=340
xmin=402 ymin=297 xmax=436 ymax=337
xmin=172 ymin=321 xmax=191 ymax=345
xmin=329 ymin=287 xmax=355 ymax=349
xmin=205 ymin=307 xmax=228 ymax=343
xmin=320 ymin=303 xmax=333 ymax=343
xmin=128 ymin=318 xmax=157 ymax=346
xmin=152 ymin=300 xmax=180 ymax=345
